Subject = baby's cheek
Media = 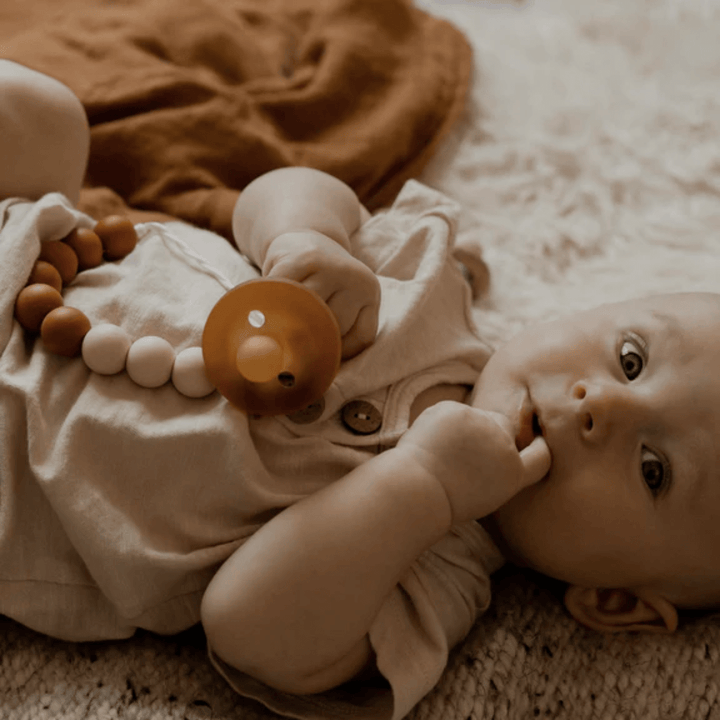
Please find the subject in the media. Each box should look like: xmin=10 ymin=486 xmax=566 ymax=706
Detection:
xmin=502 ymin=470 xmax=580 ymax=536
xmin=495 ymin=486 xmax=586 ymax=580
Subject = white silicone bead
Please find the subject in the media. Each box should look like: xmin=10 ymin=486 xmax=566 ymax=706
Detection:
xmin=126 ymin=336 xmax=175 ymax=388
xmin=172 ymin=347 xmax=215 ymax=398
xmin=81 ymin=324 xmax=131 ymax=375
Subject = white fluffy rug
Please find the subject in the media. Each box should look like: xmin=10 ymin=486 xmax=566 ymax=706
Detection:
xmin=4 ymin=1 xmax=720 ymax=719
xmin=417 ymin=0 xmax=720 ymax=347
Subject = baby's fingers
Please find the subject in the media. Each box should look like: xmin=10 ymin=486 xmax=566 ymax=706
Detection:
xmin=339 ymin=302 xmax=380 ymax=360
xmin=519 ymin=435 xmax=551 ymax=487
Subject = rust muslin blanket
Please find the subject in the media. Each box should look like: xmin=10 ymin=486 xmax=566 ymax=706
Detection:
xmin=2 ymin=0 xmax=472 ymax=241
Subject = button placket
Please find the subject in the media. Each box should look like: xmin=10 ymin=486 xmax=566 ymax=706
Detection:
xmin=286 ymin=397 xmax=326 ymax=424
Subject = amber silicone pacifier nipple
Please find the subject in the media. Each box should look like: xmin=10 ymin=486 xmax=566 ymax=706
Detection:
xmin=202 ymin=278 xmax=342 ymax=416
xmin=235 ymin=335 xmax=284 ymax=383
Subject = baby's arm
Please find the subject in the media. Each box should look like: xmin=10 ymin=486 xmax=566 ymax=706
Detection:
xmin=201 ymin=403 xmax=551 ymax=696
xmin=0 ymin=61 xmax=89 ymax=206
xmin=201 ymin=444 xmax=453 ymax=695
xmin=233 ymin=167 xmax=379 ymax=359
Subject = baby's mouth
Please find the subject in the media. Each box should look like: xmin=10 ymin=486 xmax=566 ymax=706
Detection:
xmin=516 ymin=407 xmax=543 ymax=452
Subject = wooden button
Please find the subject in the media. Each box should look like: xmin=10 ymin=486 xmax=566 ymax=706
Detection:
xmin=341 ymin=400 xmax=382 ymax=435
xmin=286 ymin=397 xmax=325 ymax=425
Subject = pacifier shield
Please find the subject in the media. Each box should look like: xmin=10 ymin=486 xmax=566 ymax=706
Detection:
xmin=202 ymin=278 xmax=341 ymax=416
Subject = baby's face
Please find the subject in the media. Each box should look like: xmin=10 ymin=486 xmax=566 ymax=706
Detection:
xmin=471 ymin=292 xmax=720 ymax=609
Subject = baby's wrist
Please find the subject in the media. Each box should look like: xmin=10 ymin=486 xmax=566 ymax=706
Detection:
xmin=388 ymin=446 xmax=455 ymax=531
xmin=261 ymin=229 xmax=351 ymax=275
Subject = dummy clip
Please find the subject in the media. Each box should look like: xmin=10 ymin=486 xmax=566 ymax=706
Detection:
xmin=14 ymin=217 xmax=342 ymax=417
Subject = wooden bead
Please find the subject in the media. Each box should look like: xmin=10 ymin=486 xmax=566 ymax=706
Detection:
xmin=126 ymin=336 xmax=175 ymax=388
xmin=95 ymin=216 xmax=138 ymax=261
xmin=172 ymin=347 xmax=215 ymax=398
xmin=40 ymin=306 xmax=92 ymax=357
xmin=15 ymin=284 xmax=64 ymax=332
xmin=82 ymin=324 xmax=131 ymax=375
xmin=62 ymin=228 xmax=104 ymax=270
xmin=28 ymin=261 xmax=62 ymax=293
xmin=39 ymin=241 xmax=79 ymax=285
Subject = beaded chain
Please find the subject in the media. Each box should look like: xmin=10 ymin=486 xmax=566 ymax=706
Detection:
xmin=14 ymin=216 xmax=224 ymax=399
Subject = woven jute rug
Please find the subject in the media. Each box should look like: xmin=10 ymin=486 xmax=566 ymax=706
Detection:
xmin=3 ymin=570 xmax=720 ymax=719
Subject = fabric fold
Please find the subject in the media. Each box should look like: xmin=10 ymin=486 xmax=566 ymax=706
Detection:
xmin=2 ymin=0 xmax=472 ymax=240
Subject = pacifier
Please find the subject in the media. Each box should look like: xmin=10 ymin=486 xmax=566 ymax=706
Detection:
xmin=202 ymin=278 xmax=342 ymax=416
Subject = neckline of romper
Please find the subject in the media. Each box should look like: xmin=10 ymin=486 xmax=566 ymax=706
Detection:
xmin=271 ymin=359 xmax=484 ymax=451
xmin=378 ymin=360 xmax=482 ymax=449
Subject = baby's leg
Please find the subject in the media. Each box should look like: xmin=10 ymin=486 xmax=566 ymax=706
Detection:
xmin=0 ymin=60 xmax=89 ymax=205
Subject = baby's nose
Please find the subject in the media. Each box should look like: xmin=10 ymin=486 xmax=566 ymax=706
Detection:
xmin=571 ymin=380 xmax=637 ymax=443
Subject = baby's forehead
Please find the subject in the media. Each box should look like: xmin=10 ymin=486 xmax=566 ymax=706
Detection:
xmin=605 ymin=293 xmax=720 ymax=341
xmin=627 ymin=292 xmax=720 ymax=322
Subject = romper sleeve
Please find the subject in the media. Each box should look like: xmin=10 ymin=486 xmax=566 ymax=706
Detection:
xmin=206 ymin=522 xmax=505 ymax=720
xmin=348 ymin=179 xmax=462 ymax=277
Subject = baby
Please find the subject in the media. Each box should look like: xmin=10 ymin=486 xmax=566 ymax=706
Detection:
xmin=2 ymin=60 xmax=719 ymax=720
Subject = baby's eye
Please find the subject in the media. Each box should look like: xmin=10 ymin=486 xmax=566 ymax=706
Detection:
xmin=619 ymin=334 xmax=647 ymax=381
xmin=641 ymin=447 xmax=669 ymax=497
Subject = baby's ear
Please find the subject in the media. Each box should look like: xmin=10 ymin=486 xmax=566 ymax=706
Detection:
xmin=564 ymin=586 xmax=678 ymax=634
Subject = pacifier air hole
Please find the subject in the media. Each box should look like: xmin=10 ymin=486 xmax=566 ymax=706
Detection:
xmin=278 ymin=372 xmax=295 ymax=388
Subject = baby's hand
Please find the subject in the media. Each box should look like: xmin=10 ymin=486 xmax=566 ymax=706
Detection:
xmin=396 ymin=401 xmax=551 ymax=525
xmin=262 ymin=230 xmax=381 ymax=360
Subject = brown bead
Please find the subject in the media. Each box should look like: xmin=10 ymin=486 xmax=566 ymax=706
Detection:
xmin=62 ymin=228 xmax=104 ymax=270
xmin=40 ymin=306 xmax=92 ymax=357
xmin=15 ymin=284 xmax=64 ymax=332
xmin=95 ymin=216 xmax=138 ymax=261
xmin=27 ymin=261 xmax=63 ymax=293
xmin=39 ymin=241 xmax=78 ymax=285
